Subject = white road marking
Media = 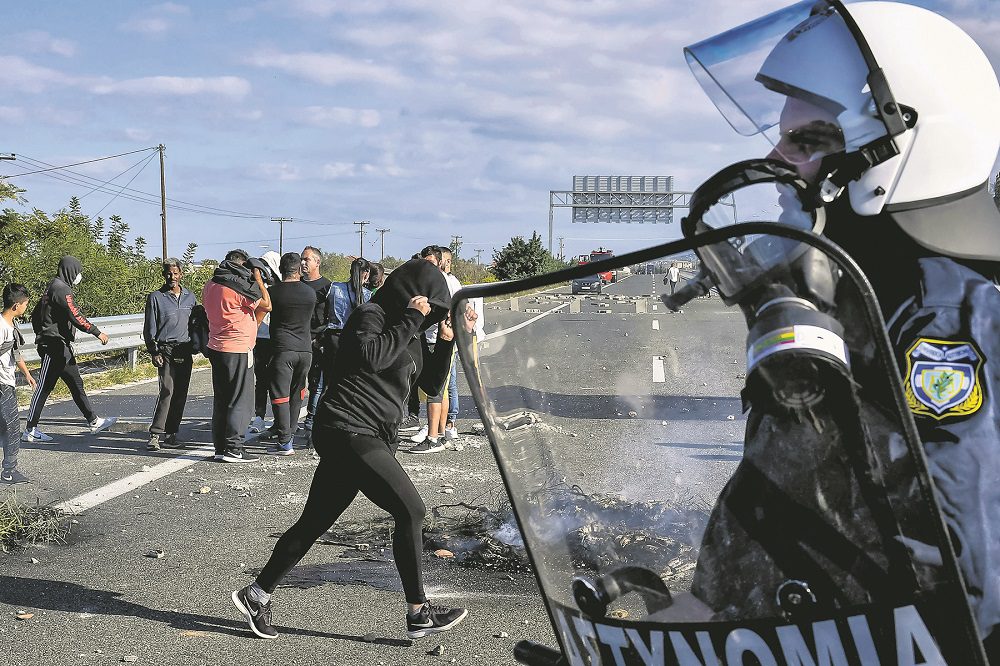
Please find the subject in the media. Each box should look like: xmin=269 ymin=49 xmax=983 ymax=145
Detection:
xmin=483 ymin=302 xmax=569 ymax=341
xmin=652 ymin=320 xmax=660 ymax=330
xmin=54 ymin=447 xmax=217 ymax=514
xmin=652 ymin=356 xmax=666 ymax=383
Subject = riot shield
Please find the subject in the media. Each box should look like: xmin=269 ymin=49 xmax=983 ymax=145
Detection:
xmin=452 ymin=223 xmax=986 ymax=665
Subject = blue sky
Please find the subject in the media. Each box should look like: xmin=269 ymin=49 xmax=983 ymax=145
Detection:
xmin=2 ymin=0 xmax=996 ymax=263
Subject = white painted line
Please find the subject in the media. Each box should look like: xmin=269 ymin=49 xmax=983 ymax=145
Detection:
xmin=483 ymin=302 xmax=569 ymax=341
xmin=652 ymin=320 xmax=660 ymax=331
xmin=652 ymin=356 xmax=666 ymax=383
xmin=54 ymin=448 xmax=217 ymax=514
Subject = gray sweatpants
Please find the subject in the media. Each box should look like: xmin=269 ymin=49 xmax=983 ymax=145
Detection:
xmin=0 ymin=384 xmax=20 ymax=472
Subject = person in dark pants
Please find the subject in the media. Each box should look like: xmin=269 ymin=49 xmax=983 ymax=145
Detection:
xmin=143 ymin=259 xmax=197 ymax=451
xmin=232 ymin=259 xmax=475 ymax=640
xmin=265 ymin=253 xmax=316 ymax=455
xmin=23 ymin=256 xmax=117 ymax=443
xmin=399 ymin=247 xmax=443 ymax=436
xmin=249 ymin=251 xmax=281 ymax=436
xmin=299 ymin=246 xmax=332 ymax=432
xmin=202 ymin=249 xmax=271 ymax=463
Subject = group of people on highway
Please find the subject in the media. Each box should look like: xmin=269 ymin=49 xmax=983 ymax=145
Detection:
xmin=0 ymin=243 xmax=479 ymax=640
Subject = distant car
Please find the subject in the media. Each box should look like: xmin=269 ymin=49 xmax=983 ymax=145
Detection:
xmin=571 ymin=274 xmax=602 ymax=295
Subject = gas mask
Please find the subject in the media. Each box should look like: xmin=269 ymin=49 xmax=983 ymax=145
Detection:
xmin=664 ymin=159 xmax=850 ymax=418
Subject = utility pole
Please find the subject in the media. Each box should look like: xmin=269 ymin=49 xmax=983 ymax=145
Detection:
xmin=354 ymin=220 xmax=370 ymax=258
xmin=158 ymin=144 xmax=167 ymax=261
xmin=474 ymin=248 xmax=484 ymax=265
xmin=558 ymin=236 xmax=565 ymax=261
xmin=450 ymin=234 xmax=463 ymax=256
xmin=375 ymin=228 xmax=390 ymax=261
xmin=271 ymin=217 xmax=292 ymax=254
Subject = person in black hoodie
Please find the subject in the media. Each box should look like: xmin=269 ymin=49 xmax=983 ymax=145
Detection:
xmin=23 ymin=256 xmax=117 ymax=442
xmin=232 ymin=258 xmax=475 ymax=641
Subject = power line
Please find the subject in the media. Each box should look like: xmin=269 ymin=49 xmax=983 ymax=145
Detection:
xmin=1 ymin=146 xmax=158 ymax=178
xmin=9 ymin=153 xmax=351 ymax=227
xmin=94 ymin=152 xmax=158 ymax=219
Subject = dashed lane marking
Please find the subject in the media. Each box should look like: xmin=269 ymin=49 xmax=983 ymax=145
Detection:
xmin=652 ymin=356 xmax=666 ymax=383
xmin=652 ymin=320 xmax=660 ymax=331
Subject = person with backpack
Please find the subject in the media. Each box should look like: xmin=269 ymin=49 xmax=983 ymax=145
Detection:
xmin=142 ymin=258 xmax=197 ymax=451
xmin=23 ymin=256 xmax=117 ymax=443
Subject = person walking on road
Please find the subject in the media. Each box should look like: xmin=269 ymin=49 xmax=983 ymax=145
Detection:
xmin=665 ymin=262 xmax=680 ymax=295
xmin=264 ymin=253 xmax=316 ymax=455
xmin=299 ymin=246 xmax=332 ymax=432
xmin=23 ymin=256 xmax=117 ymax=443
xmin=203 ymin=249 xmax=271 ymax=463
xmin=233 ymin=258 xmax=473 ymax=641
xmin=0 ymin=284 xmax=37 ymax=484
xmin=143 ymin=259 xmax=197 ymax=452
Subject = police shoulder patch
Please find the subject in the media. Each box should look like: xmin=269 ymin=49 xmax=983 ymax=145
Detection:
xmin=903 ymin=338 xmax=984 ymax=421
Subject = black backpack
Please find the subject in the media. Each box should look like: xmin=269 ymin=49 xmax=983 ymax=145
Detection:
xmin=188 ymin=304 xmax=209 ymax=355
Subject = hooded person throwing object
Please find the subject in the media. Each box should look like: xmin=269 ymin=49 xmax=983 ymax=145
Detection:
xmin=23 ymin=256 xmax=117 ymax=442
xmin=232 ymin=258 xmax=473 ymax=641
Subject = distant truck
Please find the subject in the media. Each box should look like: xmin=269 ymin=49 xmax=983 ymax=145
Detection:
xmin=587 ymin=248 xmax=615 ymax=283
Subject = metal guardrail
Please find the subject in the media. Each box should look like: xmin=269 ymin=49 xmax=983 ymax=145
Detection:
xmin=17 ymin=313 xmax=145 ymax=366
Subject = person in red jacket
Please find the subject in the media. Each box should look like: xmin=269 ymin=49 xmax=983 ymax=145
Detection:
xmin=23 ymin=256 xmax=117 ymax=443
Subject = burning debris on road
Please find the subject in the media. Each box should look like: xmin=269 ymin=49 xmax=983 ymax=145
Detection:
xmin=321 ymin=482 xmax=709 ymax=585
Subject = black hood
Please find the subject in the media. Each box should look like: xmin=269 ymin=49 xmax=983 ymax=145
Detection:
xmin=211 ymin=259 xmax=263 ymax=301
xmin=56 ymin=256 xmax=83 ymax=286
xmin=370 ymin=258 xmax=450 ymax=331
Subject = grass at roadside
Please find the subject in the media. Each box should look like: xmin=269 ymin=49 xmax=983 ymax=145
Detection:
xmin=15 ymin=356 xmax=211 ymax=409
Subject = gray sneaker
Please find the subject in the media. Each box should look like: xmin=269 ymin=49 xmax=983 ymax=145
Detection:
xmin=146 ymin=434 xmax=161 ymax=451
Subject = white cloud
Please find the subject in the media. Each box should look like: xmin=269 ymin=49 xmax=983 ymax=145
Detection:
xmin=245 ymin=50 xmax=404 ymax=86
xmin=11 ymin=30 xmax=76 ymax=57
xmin=322 ymin=162 xmax=357 ymax=179
xmin=0 ymin=107 xmax=25 ymax=123
xmin=91 ymin=76 xmax=251 ymax=99
xmin=119 ymin=3 xmax=190 ymax=34
xmin=255 ymin=162 xmax=302 ymax=181
xmin=299 ymin=106 xmax=381 ymax=128
xmin=0 ymin=56 xmax=71 ymax=93
xmin=124 ymin=128 xmax=154 ymax=142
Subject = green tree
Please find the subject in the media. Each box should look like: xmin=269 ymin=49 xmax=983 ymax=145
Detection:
xmin=491 ymin=231 xmax=565 ymax=281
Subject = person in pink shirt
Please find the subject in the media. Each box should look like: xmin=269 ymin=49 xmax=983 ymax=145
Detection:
xmin=202 ymin=249 xmax=271 ymax=462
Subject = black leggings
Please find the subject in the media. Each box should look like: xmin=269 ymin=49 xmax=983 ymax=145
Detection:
xmin=256 ymin=428 xmax=428 ymax=604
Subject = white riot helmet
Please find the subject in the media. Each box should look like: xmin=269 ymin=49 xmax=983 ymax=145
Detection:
xmin=685 ymin=0 xmax=1000 ymax=260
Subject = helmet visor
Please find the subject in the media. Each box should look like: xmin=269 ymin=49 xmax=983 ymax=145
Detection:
xmin=684 ymin=0 xmax=882 ymax=165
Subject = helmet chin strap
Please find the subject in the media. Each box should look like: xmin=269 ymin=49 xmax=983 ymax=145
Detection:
xmin=818 ymin=104 xmax=918 ymax=204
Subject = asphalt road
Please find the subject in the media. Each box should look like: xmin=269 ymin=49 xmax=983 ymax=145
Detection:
xmin=0 ymin=274 xmax=750 ymax=665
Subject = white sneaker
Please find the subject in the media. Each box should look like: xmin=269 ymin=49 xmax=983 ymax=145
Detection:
xmin=21 ymin=427 xmax=54 ymax=443
xmin=90 ymin=416 xmax=117 ymax=434
xmin=248 ymin=416 xmax=266 ymax=433
xmin=444 ymin=426 xmax=458 ymax=441
xmin=409 ymin=425 xmax=428 ymax=443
